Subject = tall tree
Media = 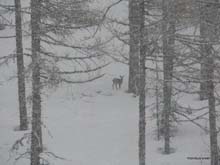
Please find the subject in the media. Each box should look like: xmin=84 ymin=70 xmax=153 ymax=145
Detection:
xmin=207 ymin=45 xmax=218 ymax=165
xmin=29 ymin=0 xmax=107 ymax=163
xmin=162 ymin=0 xmax=175 ymax=154
xmin=200 ymin=0 xmax=219 ymax=164
xmin=138 ymin=0 xmax=147 ymax=164
xmin=30 ymin=0 xmax=42 ymax=164
xmin=199 ymin=1 xmax=208 ymax=100
xmin=15 ymin=0 xmax=28 ymax=130
xmin=128 ymin=0 xmax=140 ymax=94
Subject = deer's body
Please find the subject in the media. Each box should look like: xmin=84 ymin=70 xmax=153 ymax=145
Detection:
xmin=112 ymin=76 xmax=124 ymax=90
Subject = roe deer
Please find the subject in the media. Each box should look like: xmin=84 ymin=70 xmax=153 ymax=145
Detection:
xmin=112 ymin=76 xmax=124 ymax=90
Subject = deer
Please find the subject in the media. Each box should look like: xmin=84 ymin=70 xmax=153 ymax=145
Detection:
xmin=112 ymin=75 xmax=124 ymax=90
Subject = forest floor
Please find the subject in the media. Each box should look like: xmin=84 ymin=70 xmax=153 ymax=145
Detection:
xmin=0 ymin=59 xmax=212 ymax=165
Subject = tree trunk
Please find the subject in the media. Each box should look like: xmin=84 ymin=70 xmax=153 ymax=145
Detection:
xmin=138 ymin=0 xmax=147 ymax=165
xmin=15 ymin=0 xmax=28 ymax=131
xmin=206 ymin=45 xmax=218 ymax=165
xmin=30 ymin=0 xmax=43 ymax=164
xmin=128 ymin=0 xmax=140 ymax=94
xmin=199 ymin=3 xmax=208 ymax=100
xmin=200 ymin=0 xmax=219 ymax=164
xmin=155 ymin=55 xmax=160 ymax=141
xmin=162 ymin=0 xmax=175 ymax=154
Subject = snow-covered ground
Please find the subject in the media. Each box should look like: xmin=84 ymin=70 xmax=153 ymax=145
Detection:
xmin=0 ymin=59 xmax=212 ymax=165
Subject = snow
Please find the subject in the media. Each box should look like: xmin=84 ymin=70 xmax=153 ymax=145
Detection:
xmin=0 ymin=59 xmax=212 ymax=165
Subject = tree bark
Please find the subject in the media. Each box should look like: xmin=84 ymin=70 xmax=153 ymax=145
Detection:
xmin=207 ymin=45 xmax=218 ymax=165
xmin=30 ymin=0 xmax=43 ymax=164
xmin=200 ymin=0 xmax=219 ymax=164
xmin=139 ymin=0 xmax=147 ymax=164
xmin=128 ymin=0 xmax=140 ymax=94
xmin=162 ymin=0 xmax=175 ymax=154
xmin=199 ymin=2 xmax=208 ymax=100
xmin=155 ymin=55 xmax=160 ymax=141
xmin=15 ymin=0 xmax=28 ymax=131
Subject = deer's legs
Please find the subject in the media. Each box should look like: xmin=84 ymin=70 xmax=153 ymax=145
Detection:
xmin=112 ymin=83 xmax=116 ymax=90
